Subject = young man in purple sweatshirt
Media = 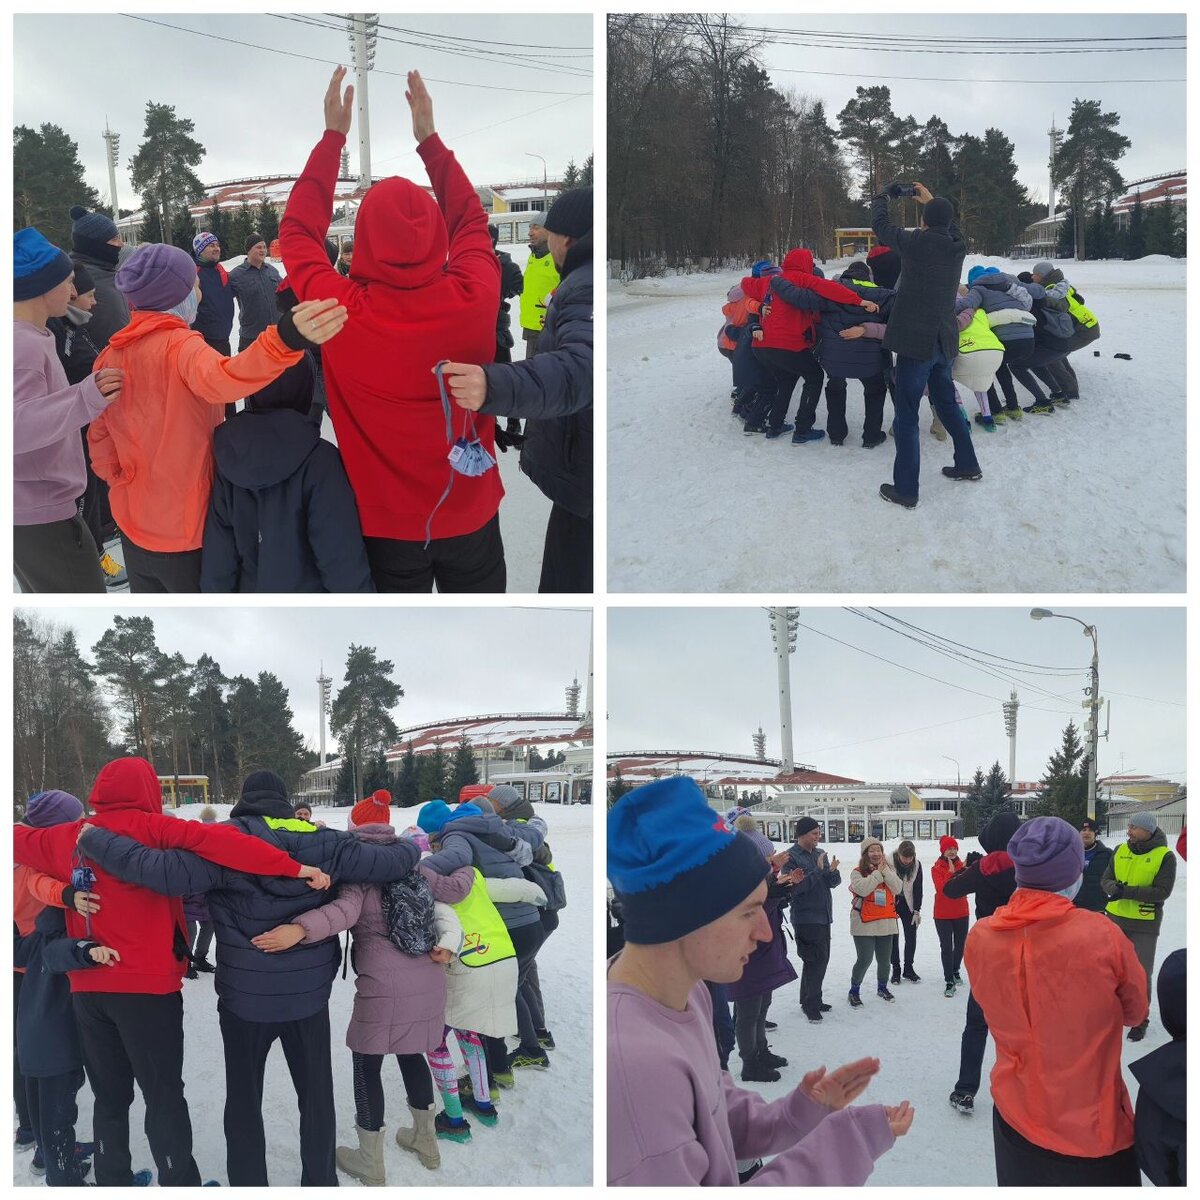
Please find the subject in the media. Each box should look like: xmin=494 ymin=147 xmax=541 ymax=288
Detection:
xmin=14 ymin=227 xmax=124 ymax=592
xmin=608 ymin=776 xmax=914 ymax=1186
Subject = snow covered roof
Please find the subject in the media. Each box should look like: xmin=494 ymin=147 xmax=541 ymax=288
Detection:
xmin=189 ymin=176 xmax=372 ymax=216
xmin=492 ymin=185 xmax=564 ymax=202
xmin=387 ymin=713 xmax=591 ymax=755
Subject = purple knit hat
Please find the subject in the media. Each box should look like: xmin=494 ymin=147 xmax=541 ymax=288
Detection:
xmin=1008 ymin=816 xmax=1084 ymax=891
xmin=25 ymin=789 xmax=85 ymax=827
xmin=116 ymin=243 xmax=197 ymax=311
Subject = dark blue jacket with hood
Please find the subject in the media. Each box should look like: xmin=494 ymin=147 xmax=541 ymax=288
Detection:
xmin=1130 ymin=948 xmax=1185 ymax=1186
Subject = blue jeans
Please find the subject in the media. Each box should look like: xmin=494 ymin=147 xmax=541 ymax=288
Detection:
xmin=893 ymin=347 xmax=980 ymax=498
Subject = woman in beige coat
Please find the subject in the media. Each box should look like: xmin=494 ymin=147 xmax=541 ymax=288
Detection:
xmin=847 ymin=837 xmax=902 ymax=1007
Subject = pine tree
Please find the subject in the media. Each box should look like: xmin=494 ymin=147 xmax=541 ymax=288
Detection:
xmin=330 ymin=645 xmax=403 ymax=815
xmin=1055 ymin=99 xmax=1130 ymax=261
xmin=189 ymin=653 xmax=231 ymax=801
xmin=581 ymin=153 xmax=593 ymax=187
xmin=977 ymin=762 xmax=1014 ymax=833
xmin=361 ymin=749 xmax=391 ymax=797
xmin=92 ymin=615 xmax=166 ymax=760
xmin=129 ymin=102 xmax=206 ymax=248
xmin=563 ymin=159 xmax=580 ymax=188
xmin=1056 ymin=209 xmax=1076 ymax=258
xmin=395 ymin=742 xmax=420 ymax=807
xmin=13 ymin=124 xmax=103 ymax=249
xmin=836 ymin=85 xmax=904 ymax=198
xmin=962 ymin=766 xmax=986 ymax=836
xmin=448 ymin=737 xmax=479 ymax=800
xmin=335 ymin=756 xmax=357 ymax=804
xmin=609 ymin=770 xmax=634 ymax=808
xmin=1033 ymin=721 xmax=1088 ymax=821
xmin=417 ymin=744 xmax=450 ymax=803
xmin=206 ymin=202 xmax=232 ymax=255
xmin=255 ymin=195 xmax=280 ymax=245
xmin=1124 ymin=191 xmax=1146 ymax=260
xmin=231 ymin=200 xmax=255 ymax=254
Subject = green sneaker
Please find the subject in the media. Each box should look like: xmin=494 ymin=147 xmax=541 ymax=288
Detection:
xmin=510 ymin=1048 xmax=551 ymax=1070
xmin=493 ymin=1070 xmax=515 ymax=1089
xmin=991 ymin=410 xmax=1008 ymax=424
xmin=1023 ymin=401 xmax=1056 ymax=415
xmin=1004 ymin=407 xmax=1023 ymax=421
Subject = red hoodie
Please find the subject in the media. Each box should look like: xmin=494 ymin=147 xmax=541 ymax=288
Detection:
xmin=757 ymin=249 xmax=862 ymax=353
xmin=13 ymin=758 xmax=304 ymax=995
xmin=280 ymin=130 xmax=502 ymax=542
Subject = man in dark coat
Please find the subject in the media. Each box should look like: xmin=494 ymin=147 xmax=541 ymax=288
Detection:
xmin=67 ymin=205 xmax=130 ymax=352
xmin=871 ymin=181 xmax=980 ymax=507
xmin=943 ymin=809 xmax=1021 ymax=1114
xmin=442 ymin=187 xmax=594 ymax=593
xmin=1129 ymin=948 xmax=1185 ymax=1185
xmin=76 ymin=770 xmax=421 ymax=1188
xmin=1074 ymin=817 xmax=1114 ymax=912
xmin=192 ymin=233 xmax=235 ymax=357
xmin=783 ymin=817 xmax=841 ymax=1022
xmin=228 ymin=232 xmax=283 ymax=351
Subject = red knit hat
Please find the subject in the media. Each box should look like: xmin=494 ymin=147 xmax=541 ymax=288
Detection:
xmin=939 ymin=835 xmax=959 ymax=855
xmin=350 ymin=789 xmax=392 ymax=828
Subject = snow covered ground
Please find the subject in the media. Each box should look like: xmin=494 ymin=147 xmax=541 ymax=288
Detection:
xmin=726 ymin=838 xmax=1186 ymax=1186
xmin=608 ymin=256 xmax=1186 ymax=593
xmin=14 ymin=800 xmax=592 ymax=1187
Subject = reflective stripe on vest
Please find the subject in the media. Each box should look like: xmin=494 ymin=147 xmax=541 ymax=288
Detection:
xmin=262 ymin=817 xmax=315 ymax=833
xmin=453 ymin=869 xmax=516 ymax=967
xmin=520 ymin=252 xmax=561 ymax=333
xmin=1105 ymin=842 xmax=1169 ymax=921
xmin=1065 ymin=286 xmax=1098 ymax=329
xmin=959 ymin=307 xmax=1004 ymax=355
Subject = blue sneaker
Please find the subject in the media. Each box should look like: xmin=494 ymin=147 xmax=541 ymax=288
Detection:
xmin=763 ymin=423 xmax=795 ymax=440
xmin=791 ymin=428 xmax=826 ymax=444
xmin=132 ymin=1169 xmax=154 ymax=1186
xmin=15 ymin=1128 xmax=36 ymax=1152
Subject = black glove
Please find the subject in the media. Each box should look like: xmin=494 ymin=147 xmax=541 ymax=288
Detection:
xmin=883 ymin=181 xmax=904 ymax=200
xmin=494 ymin=418 xmax=525 ymax=453
xmin=965 ymin=850 xmax=982 ymax=867
xmin=1017 ymin=271 xmax=1033 ymax=284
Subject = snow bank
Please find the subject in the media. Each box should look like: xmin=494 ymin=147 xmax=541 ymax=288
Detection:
xmin=731 ymin=838 xmax=1186 ymax=1186
xmin=14 ymin=801 xmax=592 ymax=1186
xmin=609 ymin=258 xmax=1185 ymax=592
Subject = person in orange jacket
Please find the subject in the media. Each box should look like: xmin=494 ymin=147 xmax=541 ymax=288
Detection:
xmin=930 ymin=836 xmax=969 ymax=996
xmin=964 ymin=816 xmax=1148 ymax=1186
xmin=88 ymin=244 xmax=347 ymax=592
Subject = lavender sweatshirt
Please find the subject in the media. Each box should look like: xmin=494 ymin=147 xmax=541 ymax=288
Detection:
xmin=14 ymin=321 xmax=109 ymax=525
xmin=609 ymin=975 xmax=895 ymax=1185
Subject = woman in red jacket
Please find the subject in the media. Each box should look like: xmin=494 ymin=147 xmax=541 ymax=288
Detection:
xmin=931 ymin=836 xmax=970 ymax=997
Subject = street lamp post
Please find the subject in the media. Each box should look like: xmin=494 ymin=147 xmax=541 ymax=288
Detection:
xmin=526 ymin=152 xmax=548 ymax=213
xmin=1030 ymin=609 xmax=1099 ymax=820
xmin=942 ymin=755 xmax=960 ymax=794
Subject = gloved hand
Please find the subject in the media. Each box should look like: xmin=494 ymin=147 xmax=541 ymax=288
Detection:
xmin=884 ymin=181 xmax=905 ymax=200
xmin=912 ymin=911 xmax=921 ymax=928
xmin=1103 ymin=880 xmax=1126 ymax=898
xmin=965 ymin=850 xmax=983 ymax=867
xmin=494 ymin=419 xmax=525 ymax=453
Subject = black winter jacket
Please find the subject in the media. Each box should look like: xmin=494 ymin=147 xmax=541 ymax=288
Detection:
xmin=942 ymin=810 xmax=1021 ymax=919
xmin=201 ymin=392 xmax=374 ymax=593
xmin=870 ymin=193 xmax=966 ymax=362
xmin=809 ymin=279 xmax=895 ymax=380
xmin=48 ymin=309 xmax=101 ymax=385
xmin=1074 ymin=839 xmax=1114 ymax=913
xmin=481 ymin=235 xmax=592 ymax=518
xmin=194 ymin=258 xmax=236 ymax=343
xmin=496 ymin=250 xmax=523 ymax=355
xmin=77 ymin=816 xmax=420 ymax=1022
xmin=783 ymin=844 xmax=842 ymax=925
xmin=69 ymin=243 xmax=129 ymax=351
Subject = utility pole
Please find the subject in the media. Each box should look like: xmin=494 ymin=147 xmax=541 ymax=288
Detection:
xmin=317 ymin=665 xmax=332 ymax=767
xmin=1002 ymin=689 xmax=1019 ymax=790
xmin=102 ymin=119 xmax=121 ymax=226
xmin=348 ymin=15 xmax=378 ymax=189
xmin=526 ymin=152 xmax=548 ymax=212
xmin=767 ymin=608 xmax=799 ymax=775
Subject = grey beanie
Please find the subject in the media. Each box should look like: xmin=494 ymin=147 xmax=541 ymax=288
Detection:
xmin=526 ymin=211 xmax=548 ymax=227
xmin=1032 ymin=260 xmax=1054 ymax=277
xmin=488 ymin=784 xmax=522 ymax=812
xmin=1127 ymin=811 xmax=1158 ymax=835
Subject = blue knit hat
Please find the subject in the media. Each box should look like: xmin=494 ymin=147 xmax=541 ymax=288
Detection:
xmin=70 ymin=204 xmax=118 ymax=245
xmin=193 ymin=232 xmax=219 ymax=258
xmin=608 ymin=777 xmax=770 ymax=945
xmin=750 ymin=259 xmax=773 ymax=278
xmin=14 ymin=228 xmax=74 ymax=301
xmin=447 ymin=801 xmax=483 ymax=824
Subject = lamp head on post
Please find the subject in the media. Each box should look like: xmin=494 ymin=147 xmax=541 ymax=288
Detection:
xmin=1029 ymin=608 xmax=1053 ymax=621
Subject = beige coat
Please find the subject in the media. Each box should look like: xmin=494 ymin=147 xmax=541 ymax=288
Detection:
xmin=848 ymin=859 xmax=902 ymax=938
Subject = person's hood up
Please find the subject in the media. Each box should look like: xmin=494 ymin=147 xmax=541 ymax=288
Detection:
xmin=986 ymin=886 xmax=1075 ymax=930
xmin=213 ymin=407 xmax=321 ymax=490
xmin=105 ymin=309 xmax=190 ymax=350
xmin=1130 ymin=827 xmax=1169 ymax=854
xmin=89 ymin=757 xmax=163 ymax=815
xmin=441 ymin=809 xmax=505 ymax=840
xmin=782 ymin=247 xmax=815 ymax=275
xmin=1128 ymin=948 xmax=1185 ymax=1113
xmin=351 ymin=175 xmax=448 ymax=290
xmin=980 ymin=809 xmax=1022 ymax=854
xmin=558 ymin=229 xmax=592 ymax=280
xmin=351 ymin=822 xmax=397 ymax=845
xmin=231 ymin=769 xmax=295 ymax=820
xmin=1155 ymin=947 xmax=1185 ymax=1040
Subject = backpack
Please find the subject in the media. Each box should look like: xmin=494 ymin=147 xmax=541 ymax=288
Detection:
xmin=524 ymin=861 xmax=567 ymax=912
xmin=379 ymin=871 xmax=437 ymax=957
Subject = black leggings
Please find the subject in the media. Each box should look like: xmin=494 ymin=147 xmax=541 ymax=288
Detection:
xmin=752 ymin=347 xmax=824 ymax=431
xmin=351 ymin=1051 xmax=434 ymax=1132
xmin=936 ymin=916 xmax=969 ymax=982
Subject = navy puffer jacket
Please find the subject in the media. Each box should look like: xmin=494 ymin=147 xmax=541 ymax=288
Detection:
xmin=809 ymin=278 xmax=896 ymax=379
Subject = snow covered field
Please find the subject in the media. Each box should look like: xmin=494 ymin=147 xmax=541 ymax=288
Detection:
xmin=729 ymin=838 xmax=1187 ymax=1186
xmin=608 ymin=256 xmax=1186 ymax=593
xmin=14 ymin=800 xmax=592 ymax=1187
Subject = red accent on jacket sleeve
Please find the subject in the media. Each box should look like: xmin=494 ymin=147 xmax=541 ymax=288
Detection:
xmin=979 ymin=850 xmax=1013 ymax=877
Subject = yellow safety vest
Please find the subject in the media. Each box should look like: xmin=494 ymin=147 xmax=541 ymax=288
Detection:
xmin=520 ymin=251 xmax=561 ymax=333
xmin=1065 ymin=286 xmax=1098 ymax=330
xmin=959 ymin=307 xmax=1004 ymax=355
xmin=453 ymin=869 xmax=516 ymax=968
xmin=263 ymin=817 xmax=316 ymax=833
xmin=1105 ymin=843 xmax=1169 ymax=921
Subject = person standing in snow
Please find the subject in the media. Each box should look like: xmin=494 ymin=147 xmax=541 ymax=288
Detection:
xmin=1073 ymin=816 xmax=1114 ymax=912
xmin=192 ymin=233 xmax=235 ymax=357
xmin=888 ymin=840 xmax=923 ymax=984
xmin=965 ymin=816 xmax=1147 ymax=1186
xmin=228 ymin=233 xmax=283 ymax=352
xmin=519 ymin=212 xmax=559 ymax=358
xmin=281 ymin=67 xmax=505 ymax=593
xmin=846 ymin=837 xmax=902 ymax=1007
xmin=608 ymin=777 xmax=913 ymax=1186
xmin=1027 ymin=259 xmax=1096 ymax=401
xmin=1101 ymin=811 xmax=1176 ymax=1042
xmin=66 ymin=205 xmax=129 ymax=353
xmin=871 ymin=181 xmax=981 ymax=508
xmin=931 ymin=836 xmax=969 ymax=996
xmin=784 ymin=817 xmax=841 ymax=1023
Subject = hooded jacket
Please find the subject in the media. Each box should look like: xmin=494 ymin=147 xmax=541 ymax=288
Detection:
xmin=1129 ymin=948 xmax=1185 ymax=1186
xmin=964 ymin=889 xmax=1148 ymax=1158
xmin=201 ymin=395 xmax=374 ymax=593
xmin=1075 ymin=837 xmax=1114 ymax=913
xmin=69 ymin=245 xmax=129 ymax=351
xmin=13 ymin=757 xmax=303 ymax=995
xmin=90 ymin=312 xmax=305 ymax=552
xmin=75 ymin=770 xmax=422 ymax=1022
xmin=1101 ymin=827 xmax=1176 ymax=932
xmin=757 ymin=249 xmax=861 ymax=353
xmin=194 ymin=257 xmax=235 ymax=343
xmin=942 ymin=810 xmax=1021 ymax=919
xmin=480 ymin=234 xmax=593 ymax=519
xmin=280 ymin=130 xmax=502 ymax=542
xmin=958 ymin=273 xmax=1035 ymax=346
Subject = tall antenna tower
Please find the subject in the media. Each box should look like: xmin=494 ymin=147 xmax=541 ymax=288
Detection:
xmin=1048 ymin=115 xmax=1061 ymax=219
xmin=767 ymin=608 xmax=799 ymax=774
xmin=565 ymin=675 xmax=582 ymax=718
xmin=752 ymin=725 xmax=767 ymax=760
xmin=1002 ymin=689 xmax=1020 ymax=788
xmin=348 ymin=14 xmax=378 ymax=188
xmin=102 ymin=119 xmax=120 ymax=221
xmin=317 ymin=664 xmax=333 ymax=765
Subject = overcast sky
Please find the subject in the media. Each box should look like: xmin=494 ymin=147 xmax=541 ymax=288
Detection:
xmin=14 ymin=13 xmax=592 ymax=207
xmin=21 ymin=607 xmax=591 ymax=752
xmin=609 ymin=607 xmax=1186 ymax=786
xmin=740 ymin=13 xmax=1185 ymax=200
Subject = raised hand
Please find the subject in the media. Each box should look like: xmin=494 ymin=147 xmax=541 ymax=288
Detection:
xmin=94 ymin=368 xmax=123 ymax=400
xmin=801 ymin=1057 xmax=880 ymax=1110
xmin=884 ymin=1101 xmax=916 ymax=1136
xmin=913 ymin=182 xmax=933 ymax=205
xmin=829 ymin=856 xmax=840 ymax=871
xmin=291 ymin=299 xmax=349 ymax=346
xmin=325 ymin=66 xmax=355 ymax=135
xmin=251 ymin=924 xmax=306 ymax=953
xmin=406 ymin=70 xmax=435 ymax=143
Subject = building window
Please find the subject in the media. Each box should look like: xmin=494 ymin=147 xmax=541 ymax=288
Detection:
xmin=828 ymin=819 xmax=845 ymax=842
xmin=935 ymin=820 xmax=949 ymax=838
xmin=848 ymin=820 xmax=864 ymax=843
xmin=918 ymin=819 xmax=932 ymax=839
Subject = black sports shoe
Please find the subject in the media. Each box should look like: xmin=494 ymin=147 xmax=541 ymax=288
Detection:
xmin=1127 ymin=1024 xmax=1148 ymax=1042
xmin=890 ymin=970 xmax=902 ymax=985
xmin=862 ymin=432 xmax=888 ymax=448
xmin=804 ymin=1009 xmax=823 ymax=1024
xmin=740 ymin=1060 xmax=781 ymax=1083
xmin=876 ymin=987 xmax=896 ymax=1002
xmin=764 ymin=1020 xmax=778 ymax=1030
xmin=954 ymin=971 xmax=964 ymax=984
xmin=848 ymin=990 xmax=864 ymax=1008
xmin=879 ymin=483 xmax=918 ymax=508
xmin=765 ymin=423 xmax=795 ymax=440
xmin=760 ymin=1050 xmax=788 ymax=1069
xmin=902 ymin=967 xmax=921 ymax=982
xmin=949 ymin=1090 xmax=975 ymax=1115
xmin=743 ymin=423 xmax=765 ymax=434
xmin=819 ymin=1003 xmax=832 ymax=1012
xmin=942 ymin=466 xmax=982 ymax=481
xmin=536 ymin=1028 xmax=556 ymax=1049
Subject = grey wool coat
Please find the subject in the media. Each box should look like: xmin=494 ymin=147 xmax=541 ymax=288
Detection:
xmin=870 ymin=193 xmax=966 ymax=363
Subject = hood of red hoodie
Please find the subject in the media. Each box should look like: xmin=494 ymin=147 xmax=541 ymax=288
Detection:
xmin=104 ymin=309 xmax=190 ymax=349
xmin=987 ymin=887 xmax=1075 ymax=930
xmin=352 ymin=176 xmax=448 ymax=290
xmin=782 ymin=248 xmax=814 ymax=275
xmin=89 ymin=757 xmax=163 ymax=815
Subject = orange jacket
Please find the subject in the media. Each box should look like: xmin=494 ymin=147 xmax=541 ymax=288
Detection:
xmin=90 ymin=312 xmax=303 ymax=552
xmin=13 ymin=865 xmax=68 ymax=974
xmin=963 ymin=889 xmax=1148 ymax=1157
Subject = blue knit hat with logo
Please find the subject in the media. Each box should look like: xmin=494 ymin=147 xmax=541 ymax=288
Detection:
xmin=608 ymin=776 xmax=770 ymax=945
xmin=14 ymin=228 xmax=74 ymax=301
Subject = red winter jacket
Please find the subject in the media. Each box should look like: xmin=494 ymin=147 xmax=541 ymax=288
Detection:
xmin=931 ymin=855 xmax=970 ymax=919
xmin=12 ymin=758 xmax=304 ymax=995
xmin=757 ymin=249 xmax=862 ymax=352
xmin=280 ymin=130 xmax=501 ymax=542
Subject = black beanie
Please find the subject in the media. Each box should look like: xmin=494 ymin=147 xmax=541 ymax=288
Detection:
xmin=70 ymin=261 xmax=97 ymax=296
xmin=245 ymin=232 xmax=267 ymax=255
xmin=841 ymin=261 xmax=872 ymax=283
xmin=923 ymin=197 xmax=954 ymax=229
xmin=794 ymin=816 xmax=820 ymax=837
xmin=230 ymin=770 xmax=294 ymax=819
xmin=544 ymin=187 xmax=592 ymax=240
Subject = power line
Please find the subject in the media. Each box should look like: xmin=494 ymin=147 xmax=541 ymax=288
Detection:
xmin=362 ymin=14 xmax=592 ymax=52
xmin=765 ymin=65 xmax=1183 ymax=85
